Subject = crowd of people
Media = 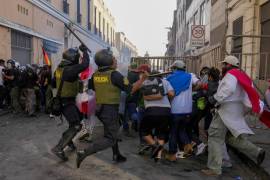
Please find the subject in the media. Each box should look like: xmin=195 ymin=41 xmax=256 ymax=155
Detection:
xmin=1 ymin=46 xmax=269 ymax=177
xmin=0 ymin=59 xmax=52 ymax=116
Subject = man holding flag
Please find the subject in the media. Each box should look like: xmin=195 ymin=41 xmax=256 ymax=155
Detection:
xmin=202 ymin=56 xmax=266 ymax=176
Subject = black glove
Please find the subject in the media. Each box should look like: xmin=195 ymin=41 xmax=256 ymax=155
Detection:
xmin=79 ymin=44 xmax=88 ymax=53
xmin=208 ymin=96 xmax=217 ymax=105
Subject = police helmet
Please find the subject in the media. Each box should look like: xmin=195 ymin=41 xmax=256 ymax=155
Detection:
xmin=7 ymin=59 xmax=16 ymax=66
xmin=15 ymin=62 xmax=20 ymax=69
xmin=94 ymin=48 xmax=114 ymax=68
xmin=62 ymin=48 xmax=80 ymax=65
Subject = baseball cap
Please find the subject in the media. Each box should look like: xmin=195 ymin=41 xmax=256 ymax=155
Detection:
xmin=221 ymin=56 xmax=240 ymax=67
xmin=137 ymin=64 xmax=151 ymax=73
xmin=170 ymin=60 xmax=186 ymax=69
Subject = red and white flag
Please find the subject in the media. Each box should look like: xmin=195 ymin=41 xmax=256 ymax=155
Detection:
xmin=228 ymin=69 xmax=270 ymax=128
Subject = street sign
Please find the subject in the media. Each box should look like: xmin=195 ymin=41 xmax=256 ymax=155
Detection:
xmin=191 ymin=25 xmax=205 ymax=47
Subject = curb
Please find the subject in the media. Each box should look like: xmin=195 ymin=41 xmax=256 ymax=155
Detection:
xmin=230 ymin=146 xmax=270 ymax=180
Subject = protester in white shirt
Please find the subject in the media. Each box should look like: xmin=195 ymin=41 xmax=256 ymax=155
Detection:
xmin=202 ymin=56 xmax=265 ymax=176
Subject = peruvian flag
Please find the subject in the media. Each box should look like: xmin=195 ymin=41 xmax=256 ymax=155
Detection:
xmin=261 ymin=88 xmax=270 ymax=128
xmin=228 ymin=69 xmax=270 ymax=128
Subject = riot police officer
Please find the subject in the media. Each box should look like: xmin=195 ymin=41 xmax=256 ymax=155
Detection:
xmin=76 ymin=48 xmax=147 ymax=168
xmin=2 ymin=59 xmax=21 ymax=113
xmin=51 ymin=44 xmax=89 ymax=161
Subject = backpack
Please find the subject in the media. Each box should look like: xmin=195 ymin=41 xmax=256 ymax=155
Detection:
xmin=141 ymin=77 xmax=165 ymax=101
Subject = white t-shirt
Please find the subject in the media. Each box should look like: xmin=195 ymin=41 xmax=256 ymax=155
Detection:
xmin=144 ymin=79 xmax=174 ymax=109
xmin=0 ymin=66 xmax=4 ymax=86
xmin=171 ymin=73 xmax=199 ymax=114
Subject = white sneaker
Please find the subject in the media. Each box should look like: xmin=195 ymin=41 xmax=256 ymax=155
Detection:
xmin=176 ymin=151 xmax=185 ymax=159
xmin=49 ymin=114 xmax=55 ymax=118
xmin=196 ymin=143 xmax=207 ymax=156
xmin=222 ymin=160 xmax=233 ymax=168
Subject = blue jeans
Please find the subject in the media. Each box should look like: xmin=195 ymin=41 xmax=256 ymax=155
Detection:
xmin=123 ymin=103 xmax=139 ymax=130
xmin=169 ymin=114 xmax=191 ymax=154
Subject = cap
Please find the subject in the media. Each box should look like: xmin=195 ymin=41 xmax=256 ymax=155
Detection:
xmin=137 ymin=64 xmax=151 ymax=73
xmin=170 ymin=60 xmax=186 ymax=69
xmin=221 ymin=56 xmax=240 ymax=67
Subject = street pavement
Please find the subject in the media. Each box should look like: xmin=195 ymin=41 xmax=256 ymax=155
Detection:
xmin=0 ymin=113 xmax=266 ymax=180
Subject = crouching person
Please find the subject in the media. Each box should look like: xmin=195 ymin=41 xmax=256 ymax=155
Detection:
xmin=140 ymin=68 xmax=175 ymax=162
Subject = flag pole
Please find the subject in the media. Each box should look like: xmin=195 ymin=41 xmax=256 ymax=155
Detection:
xmin=64 ymin=23 xmax=92 ymax=53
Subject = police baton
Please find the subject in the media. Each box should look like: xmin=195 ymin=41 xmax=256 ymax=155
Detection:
xmin=64 ymin=23 xmax=92 ymax=53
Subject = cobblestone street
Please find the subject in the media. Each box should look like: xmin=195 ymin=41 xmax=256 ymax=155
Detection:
xmin=0 ymin=113 xmax=263 ymax=180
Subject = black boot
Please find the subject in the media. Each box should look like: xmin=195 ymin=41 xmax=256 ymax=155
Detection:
xmin=51 ymin=145 xmax=68 ymax=161
xmin=52 ymin=127 xmax=78 ymax=161
xmin=112 ymin=142 xmax=127 ymax=163
xmin=257 ymin=149 xmax=265 ymax=165
xmin=67 ymin=141 xmax=76 ymax=152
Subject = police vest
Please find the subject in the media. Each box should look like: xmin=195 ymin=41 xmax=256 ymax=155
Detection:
xmin=93 ymin=70 xmax=120 ymax=105
xmin=55 ymin=67 xmax=79 ymax=98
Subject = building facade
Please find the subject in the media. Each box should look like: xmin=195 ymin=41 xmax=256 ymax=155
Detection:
xmin=167 ymin=0 xmax=270 ymax=90
xmin=0 ymin=0 xmax=116 ymax=70
xmin=225 ymin=0 xmax=270 ymax=85
xmin=115 ymin=32 xmax=138 ymax=63
xmin=184 ymin=0 xmax=211 ymax=55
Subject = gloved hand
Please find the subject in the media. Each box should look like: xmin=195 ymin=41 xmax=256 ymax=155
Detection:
xmin=79 ymin=44 xmax=88 ymax=53
xmin=208 ymin=96 xmax=217 ymax=105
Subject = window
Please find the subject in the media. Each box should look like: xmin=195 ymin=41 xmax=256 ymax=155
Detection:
xmin=98 ymin=12 xmax=101 ymax=37
xmin=94 ymin=6 xmax=97 ymax=34
xmin=186 ymin=22 xmax=190 ymax=42
xmin=17 ymin=4 xmax=29 ymax=16
xmin=63 ymin=0 xmax=69 ymax=14
xmin=87 ymin=0 xmax=91 ymax=30
xmin=232 ymin=16 xmax=243 ymax=54
xmin=200 ymin=2 xmax=206 ymax=25
xmin=107 ymin=23 xmax=109 ymax=43
xmin=194 ymin=11 xmax=199 ymax=25
xmin=77 ymin=0 xmax=81 ymax=24
xmin=103 ymin=18 xmax=105 ymax=40
xmin=259 ymin=1 xmax=270 ymax=79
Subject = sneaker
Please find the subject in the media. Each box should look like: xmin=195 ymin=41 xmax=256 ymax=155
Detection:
xmin=184 ymin=144 xmax=193 ymax=156
xmin=79 ymin=132 xmax=90 ymax=142
xmin=76 ymin=150 xmax=86 ymax=168
xmin=51 ymin=147 xmax=68 ymax=161
xmin=138 ymin=144 xmax=152 ymax=155
xmin=165 ymin=153 xmax=177 ymax=162
xmin=151 ymin=144 xmax=163 ymax=159
xmin=201 ymin=169 xmax=220 ymax=176
xmin=222 ymin=160 xmax=232 ymax=168
xmin=176 ymin=151 xmax=185 ymax=159
xmin=49 ymin=114 xmax=55 ymax=118
xmin=257 ymin=149 xmax=265 ymax=165
xmin=196 ymin=143 xmax=207 ymax=156
xmin=113 ymin=153 xmax=127 ymax=163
